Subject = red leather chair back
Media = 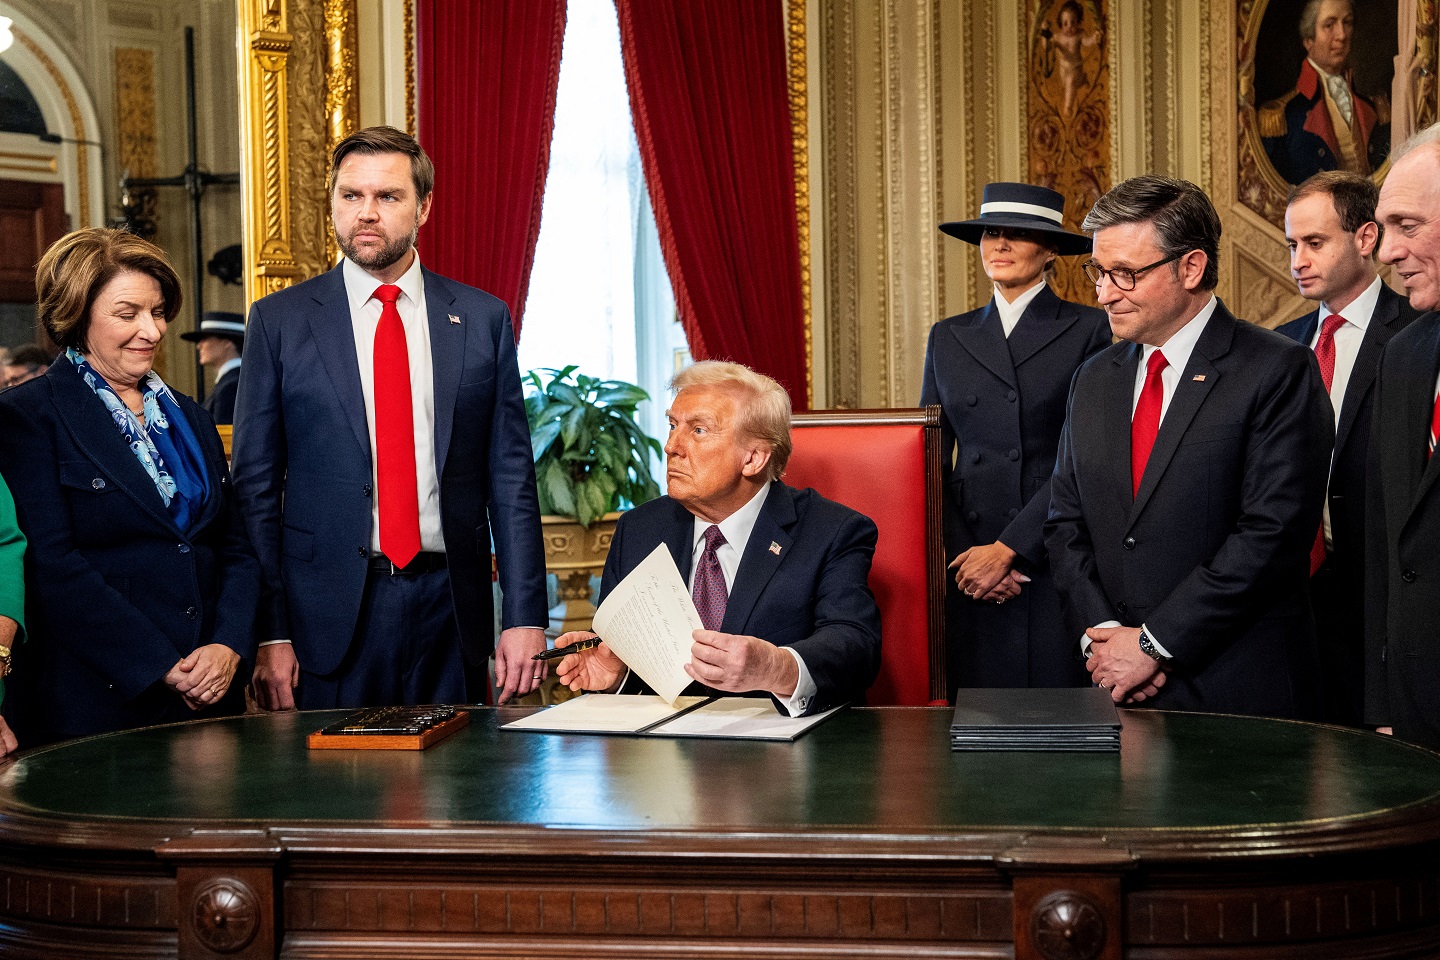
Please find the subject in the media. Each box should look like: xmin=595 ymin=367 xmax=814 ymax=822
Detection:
xmin=783 ymin=408 xmax=946 ymax=705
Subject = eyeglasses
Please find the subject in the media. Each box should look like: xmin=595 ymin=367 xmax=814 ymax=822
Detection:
xmin=1082 ymin=253 xmax=1184 ymax=291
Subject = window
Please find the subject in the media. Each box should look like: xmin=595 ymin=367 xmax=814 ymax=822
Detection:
xmin=518 ymin=0 xmax=687 ymax=468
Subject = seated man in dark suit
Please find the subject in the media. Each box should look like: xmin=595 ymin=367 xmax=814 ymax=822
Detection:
xmin=555 ymin=361 xmax=882 ymax=716
xmin=1046 ymin=175 xmax=1334 ymax=719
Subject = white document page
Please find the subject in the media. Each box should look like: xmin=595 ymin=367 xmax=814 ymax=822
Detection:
xmin=592 ymin=543 xmax=702 ymax=705
xmin=501 ymin=694 xmax=709 ymax=734
xmin=651 ymin=699 xmax=845 ymax=741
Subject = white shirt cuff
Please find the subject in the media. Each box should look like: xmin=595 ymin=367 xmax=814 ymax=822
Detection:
xmin=1080 ymin=620 xmax=1122 ymax=656
xmin=258 ymin=639 xmax=292 ymax=647
xmin=777 ymin=647 xmax=817 ymax=716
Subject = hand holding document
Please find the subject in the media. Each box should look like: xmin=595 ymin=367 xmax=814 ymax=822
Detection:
xmin=557 ymin=544 xmax=702 ymax=705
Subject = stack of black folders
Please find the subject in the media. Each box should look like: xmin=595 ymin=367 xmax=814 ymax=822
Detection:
xmin=949 ymin=688 xmax=1121 ymax=752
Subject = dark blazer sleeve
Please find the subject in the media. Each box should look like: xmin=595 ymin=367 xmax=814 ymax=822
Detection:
xmin=482 ymin=301 xmax=549 ymax=630
xmin=0 ymin=397 xmax=185 ymax=700
xmin=1044 ymin=366 xmax=1116 ymax=637
xmin=230 ymin=298 xmax=291 ymax=640
xmin=1145 ymin=346 xmax=1333 ymax=666
xmin=783 ymin=508 xmax=882 ymax=714
xmin=1001 ymin=313 xmax=1113 ymax=567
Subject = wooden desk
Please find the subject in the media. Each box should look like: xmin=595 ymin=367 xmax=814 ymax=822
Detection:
xmin=0 ymin=707 xmax=1438 ymax=959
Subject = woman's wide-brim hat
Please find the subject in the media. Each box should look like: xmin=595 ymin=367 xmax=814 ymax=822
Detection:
xmin=939 ymin=182 xmax=1092 ymax=256
xmin=180 ymin=311 xmax=246 ymax=345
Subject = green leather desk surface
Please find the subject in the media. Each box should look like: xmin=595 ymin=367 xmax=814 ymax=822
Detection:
xmin=2 ymin=707 xmax=1437 ymax=833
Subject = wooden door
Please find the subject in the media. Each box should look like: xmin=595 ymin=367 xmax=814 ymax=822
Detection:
xmin=0 ymin=179 xmax=66 ymax=348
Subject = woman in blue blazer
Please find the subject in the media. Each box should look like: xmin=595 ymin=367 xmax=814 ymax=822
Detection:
xmin=921 ymin=183 xmax=1110 ymax=696
xmin=0 ymin=229 xmax=260 ymax=747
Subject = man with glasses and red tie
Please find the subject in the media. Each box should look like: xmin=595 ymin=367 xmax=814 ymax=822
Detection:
xmin=231 ymin=126 xmax=548 ymax=711
xmin=1366 ymin=123 xmax=1440 ymax=749
xmin=1276 ymin=172 xmax=1419 ymax=727
xmin=551 ymin=361 xmax=881 ymax=716
xmin=1045 ymin=175 xmax=1333 ymax=719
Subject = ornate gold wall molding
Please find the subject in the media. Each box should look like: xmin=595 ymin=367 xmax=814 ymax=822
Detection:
xmin=13 ymin=26 xmax=90 ymax=228
xmin=239 ymin=0 xmax=361 ymax=302
xmin=785 ymin=0 xmax=814 ymax=409
xmin=404 ymin=0 xmax=416 ymax=135
xmin=114 ymin=48 xmax=158 ymax=181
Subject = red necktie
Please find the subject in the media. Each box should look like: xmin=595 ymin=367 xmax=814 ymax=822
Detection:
xmin=1131 ymin=350 xmax=1168 ymax=498
xmin=373 ymin=283 xmax=421 ymax=569
xmin=692 ymin=525 xmax=729 ymax=632
xmin=1309 ymin=314 xmax=1346 ymax=574
xmin=1429 ymin=386 xmax=1440 ymax=461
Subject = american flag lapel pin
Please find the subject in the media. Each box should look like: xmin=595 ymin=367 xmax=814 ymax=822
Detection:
xmin=769 ymin=541 xmax=782 ymax=556
xmin=1192 ymin=374 xmax=1206 ymax=382
xmin=448 ymin=314 xmax=461 ymax=324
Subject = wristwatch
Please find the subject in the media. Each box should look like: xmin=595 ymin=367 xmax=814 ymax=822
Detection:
xmin=1137 ymin=626 xmax=1167 ymax=663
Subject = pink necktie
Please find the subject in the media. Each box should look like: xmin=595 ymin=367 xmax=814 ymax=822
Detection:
xmin=1429 ymin=388 xmax=1440 ymax=461
xmin=692 ymin=525 xmax=728 ymax=632
xmin=373 ymin=283 xmax=421 ymax=569
xmin=1309 ymin=314 xmax=1346 ymax=575
xmin=1131 ymin=350 xmax=1168 ymax=498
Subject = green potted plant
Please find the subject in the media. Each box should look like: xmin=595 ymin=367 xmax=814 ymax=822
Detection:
xmin=525 ymin=366 xmax=663 ymax=637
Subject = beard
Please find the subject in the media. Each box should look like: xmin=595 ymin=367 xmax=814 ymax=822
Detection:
xmin=337 ymin=220 xmax=419 ymax=273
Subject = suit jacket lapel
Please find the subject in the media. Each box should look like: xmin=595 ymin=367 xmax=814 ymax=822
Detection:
xmin=665 ymin=497 xmax=696 ymax=584
xmin=721 ymin=482 xmax=795 ymax=635
xmin=1408 ymin=317 xmax=1440 ymax=511
xmin=1007 ymin=286 xmax=1083 ymax=368
xmin=424 ymin=269 xmax=466 ymax=481
xmin=306 ymin=265 xmax=372 ymax=466
xmin=179 ymin=399 xmax=224 ymax=531
xmin=1128 ymin=306 xmax=1230 ymax=526
xmin=1104 ymin=343 xmax=1140 ymax=510
xmin=48 ymin=362 xmax=181 ymax=534
xmin=1334 ymin=287 xmax=1399 ymax=459
xmin=949 ymin=300 xmax=1017 ymax=388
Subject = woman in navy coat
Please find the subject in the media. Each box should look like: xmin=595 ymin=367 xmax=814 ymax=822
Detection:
xmin=0 ymin=229 xmax=260 ymax=747
xmin=921 ymin=183 xmax=1110 ymax=695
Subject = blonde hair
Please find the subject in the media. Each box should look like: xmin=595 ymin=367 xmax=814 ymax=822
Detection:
xmin=36 ymin=228 xmax=182 ymax=349
xmin=670 ymin=361 xmax=792 ymax=481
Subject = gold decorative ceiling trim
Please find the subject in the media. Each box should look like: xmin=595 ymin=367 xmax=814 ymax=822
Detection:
xmin=0 ymin=152 xmax=58 ymax=173
xmin=13 ymin=26 xmax=90 ymax=228
xmin=786 ymin=0 xmax=813 ymax=409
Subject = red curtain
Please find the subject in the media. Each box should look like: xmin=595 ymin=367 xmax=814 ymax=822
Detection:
xmin=615 ymin=0 xmax=808 ymax=408
xmin=414 ymin=0 xmax=567 ymax=339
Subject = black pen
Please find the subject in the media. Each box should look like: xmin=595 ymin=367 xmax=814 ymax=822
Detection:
xmin=532 ymin=637 xmax=603 ymax=661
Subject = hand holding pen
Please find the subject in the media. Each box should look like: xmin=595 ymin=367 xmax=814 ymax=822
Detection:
xmin=545 ymin=631 xmax=626 ymax=693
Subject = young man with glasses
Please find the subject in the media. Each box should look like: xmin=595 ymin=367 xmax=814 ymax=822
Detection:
xmin=1044 ymin=175 xmax=1334 ymax=719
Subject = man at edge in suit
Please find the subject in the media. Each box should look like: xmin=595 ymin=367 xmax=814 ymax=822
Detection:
xmin=1045 ymin=175 xmax=1333 ymax=717
xmin=1277 ymin=171 xmax=1418 ymax=726
xmin=554 ymin=361 xmax=881 ymax=715
xmin=232 ymin=126 xmax=548 ymax=710
xmin=1366 ymin=122 xmax=1440 ymax=747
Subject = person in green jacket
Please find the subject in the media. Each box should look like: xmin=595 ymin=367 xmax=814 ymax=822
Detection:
xmin=0 ymin=472 xmax=23 ymax=756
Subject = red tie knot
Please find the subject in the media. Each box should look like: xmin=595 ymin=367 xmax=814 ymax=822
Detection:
xmin=1146 ymin=349 xmax=1168 ymax=376
xmin=1320 ymin=313 xmax=1346 ymax=339
xmin=374 ymin=283 xmax=402 ymax=306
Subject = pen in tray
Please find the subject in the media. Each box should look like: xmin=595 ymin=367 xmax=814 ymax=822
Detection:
xmin=532 ymin=636 xmax=603 ymax=661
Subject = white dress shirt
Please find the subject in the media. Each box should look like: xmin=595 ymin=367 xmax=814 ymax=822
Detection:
xmin=1310 ymin=275 xmax=1381 ymax=547
xmin=215 ymin=356 xmax=242 ymax=381
xmin=685 ymin=482 xmax=817 ymax=716
xmin=992 ymin=279 xmax=1048 ymax=338
xmin=1084 ymin=295 xmax=1220 ymax=662
xmin=341 ymin=255 xmax=446 ymax=555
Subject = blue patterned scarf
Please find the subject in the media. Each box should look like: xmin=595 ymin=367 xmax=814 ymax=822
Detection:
xmin=67 ymin=348 xmax=211 ymax=532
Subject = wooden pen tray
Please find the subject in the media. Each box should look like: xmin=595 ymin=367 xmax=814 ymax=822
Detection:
xmin=307 ymin=709 xmax=470 ymax=751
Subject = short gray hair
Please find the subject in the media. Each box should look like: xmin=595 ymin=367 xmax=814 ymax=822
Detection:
xmin=670 ymin=361 xmax=792 ymax=482
xmin=1082 ymin=175 xmax=1221 ymax=290
xmin=1299 ymin=0 xmax=1351 ymax=42
xmin=1390 ymin=121 xmax=1440 ymax=167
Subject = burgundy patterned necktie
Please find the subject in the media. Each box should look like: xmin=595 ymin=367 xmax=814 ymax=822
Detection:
xmin=692 ymin=525 xmax=728 ymax=631
xmin=1308 ymin=313 xmax=1346 ymax=575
